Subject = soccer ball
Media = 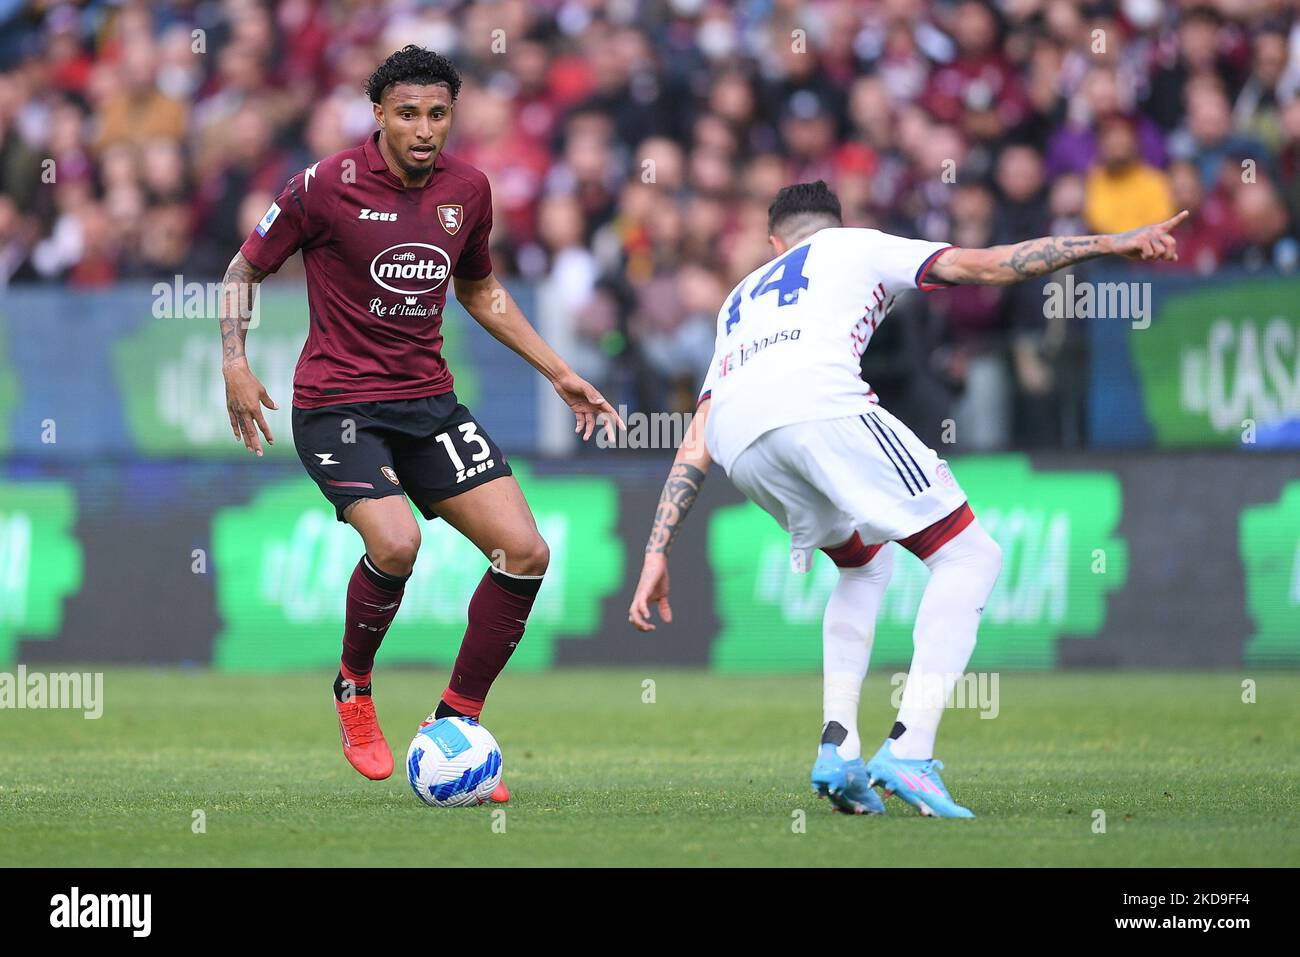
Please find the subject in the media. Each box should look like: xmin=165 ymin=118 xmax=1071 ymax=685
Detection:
xmin=405 ymin=716 xmax=503 ymax=807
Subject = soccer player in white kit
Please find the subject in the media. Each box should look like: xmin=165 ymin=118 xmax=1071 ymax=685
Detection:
xmin=629 ymin=181 xmax=1186 ymax=818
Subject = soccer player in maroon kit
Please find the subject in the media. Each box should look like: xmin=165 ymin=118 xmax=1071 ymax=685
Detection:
xmin=218 ymin=47 xmax=620 ymax=789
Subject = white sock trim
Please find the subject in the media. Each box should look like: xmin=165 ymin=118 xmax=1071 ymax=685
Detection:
xmin=490 ymin=566 xmax=545 ymax=580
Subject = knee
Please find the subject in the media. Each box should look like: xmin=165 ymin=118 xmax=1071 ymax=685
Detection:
xmin=503 ymin=535 xmax=549 ymax=576
xmin=963 ymin=522 xmax=1002 ymax=594
xmin=368 ymin=527 xmax=421 ymax=577
xmin=976 ymin=525 xmax=1002 ymax=577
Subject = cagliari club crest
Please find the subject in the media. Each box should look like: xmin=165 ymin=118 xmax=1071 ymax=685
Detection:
xmin=437 ymin=204 xmax=463 ymax=235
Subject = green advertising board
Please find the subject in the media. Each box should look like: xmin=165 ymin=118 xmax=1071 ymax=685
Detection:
xmin=708 ymin=456 xmax=1127 ymax=671
xmin=0 ymin=482 xmax=83 ymax=664
xmin=1240 ymin=481 xmax=1300 ymax=666
xmin=1132 ymin=277 xmax=1300 ymax=445
xmin=111 ymin=290 xmax=478 ymax=458
xmin=210 ymin=462 xmax=620 ymax=670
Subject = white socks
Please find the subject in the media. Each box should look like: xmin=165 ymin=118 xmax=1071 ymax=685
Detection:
xmin=891 ymin=519 xmax=1002 ymax=760
xmin=822 ymin=546 xmax=894 ymax=760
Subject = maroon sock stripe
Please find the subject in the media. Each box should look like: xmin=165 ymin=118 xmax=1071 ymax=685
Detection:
xmin=898 ymin=503 xmax=974 ymax=560
xmin=901 ymin=506 xmax=966 ymax=559
xmin=821 ymin=532 xmax=883 ymax=568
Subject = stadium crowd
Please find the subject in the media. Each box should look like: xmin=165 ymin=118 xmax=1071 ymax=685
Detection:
xmin=1 ymin=0 xmax=1297 ymax=448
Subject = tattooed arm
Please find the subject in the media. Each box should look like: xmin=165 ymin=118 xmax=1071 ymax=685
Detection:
xmin=927 ymin=210 xmax=1188 ymax=286
xmin=220 ymin=251 xmax=278 ymax=456
xmin=629 ymin=399 xmax=713 ymax=632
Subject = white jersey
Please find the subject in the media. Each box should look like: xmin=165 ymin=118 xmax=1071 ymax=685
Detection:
xmin=699 ymin=227 xmax=951 ymax=473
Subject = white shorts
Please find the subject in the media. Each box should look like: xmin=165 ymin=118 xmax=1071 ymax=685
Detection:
xmin=727 ymin=407 xmax=967 ymax=564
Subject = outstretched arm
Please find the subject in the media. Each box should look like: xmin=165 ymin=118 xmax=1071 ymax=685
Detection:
xmin=928 ymin=210 xmax=1188 ymax=286
xmin=220 ymin=251 xmax=278 ymax=456
xmin=628 ymin=399 xmax=713 ymax=632
xmin=454 ymin=272 xmax=624 ymax=442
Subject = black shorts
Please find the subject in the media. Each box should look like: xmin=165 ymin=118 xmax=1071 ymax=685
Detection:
xmin=291 ymin=392 xmax=512 ymax=522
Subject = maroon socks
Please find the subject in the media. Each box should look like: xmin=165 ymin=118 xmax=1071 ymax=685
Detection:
xmin=339 ymin=554 xmax=409 ymax=684
xmin=437 ymin=567 xmax=543 ymax=719
xmin=339 ymin=556 xmax=542 ymax=720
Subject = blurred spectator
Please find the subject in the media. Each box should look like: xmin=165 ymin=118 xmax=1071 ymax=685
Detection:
xmin=0 ymin=194 xmax=31 ymax=286
xmin=96 ymin=34 xmax=187 ymax=150
xmin=993 ymin=142 xmax=1048 ymax=244
xmin=926 ymin=183 xmax=1011 ymax=451
xmin=1171 ymin=78 xmax=1269 ymax=191
xmin=1162 ymin=158 xmax=1240 ymax=275
xmin=0 ymin=74 xmax=42 ymax=213
xmin=632 ymin=260 xmax=722 ymax=413
xmin=1008 ymin=162 xmax=1093 ymax=449
xmin=921 ymin=0 xmax=1030 ymax=145
xmin=1143 ymin=6 xmax=1243 ymax=132
xmin=1280 ymin=98 xmax=1300 ymax=231
xmin=1084 ymin=114 xmax=1175 ymax=234
xmin=1233 ymin=25 xmax=1289 ymax=152
xmin=1229 ymin=177 xmax=1298 ymax=272
xmin=1046 ymin=67 xmax=1168 ymax=179
xmin=538 ymin=190 xmax=615 ymax=392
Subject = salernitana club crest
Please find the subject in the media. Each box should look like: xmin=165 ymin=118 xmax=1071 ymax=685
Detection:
xmin=437 ymin=204 xmax=463 ymax=235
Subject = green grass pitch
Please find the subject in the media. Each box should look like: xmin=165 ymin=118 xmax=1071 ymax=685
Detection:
xmin=1 ymin=669 xmax=1297 ymax=867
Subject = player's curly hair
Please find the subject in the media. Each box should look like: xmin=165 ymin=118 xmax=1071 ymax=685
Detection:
xmin=366 ymin=45 xmax=462 ymax=104
xmin=768 ymin=180 xmax=843 ymax=236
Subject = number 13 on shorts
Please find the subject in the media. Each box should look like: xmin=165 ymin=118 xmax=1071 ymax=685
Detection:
xmin=436 ymin=422 xmax=494 ymax=484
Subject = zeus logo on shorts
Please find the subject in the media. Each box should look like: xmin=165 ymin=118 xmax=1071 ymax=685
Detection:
xmin=456 ymin=459 xmax=494 ymax=483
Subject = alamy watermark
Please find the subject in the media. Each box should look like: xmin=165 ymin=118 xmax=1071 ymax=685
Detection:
xmin=1043 ymin=275 xmax=1152 ymax=330
xmin=890 ymin=670 xmax=999 ymax=719
xmin=152 ymin=275 xmax=260 ymax=327
xmin=49 ymin=887 xmax=150 ymax=937
xmin=0 ymin=666 xmax=103 ymax=719
xmin=596 ymin=405 xmax=699 ymax=450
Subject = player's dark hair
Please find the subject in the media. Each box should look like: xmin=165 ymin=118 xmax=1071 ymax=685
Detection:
xmin=768 ymin=180 xmax=843 ymax=237
xmin=366 ymin=45 xmax=462 ymax=104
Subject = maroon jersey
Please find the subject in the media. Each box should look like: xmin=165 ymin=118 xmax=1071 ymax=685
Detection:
xmin=239 ymin=131 xmax=494 ymax=408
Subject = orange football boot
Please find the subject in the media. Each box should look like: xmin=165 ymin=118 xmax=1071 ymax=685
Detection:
xmin=336 ymin=691 xmax=393 ymax=780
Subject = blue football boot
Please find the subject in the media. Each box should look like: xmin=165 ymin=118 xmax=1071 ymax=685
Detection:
xmin=865 ymin=740 xmax=974 ymax=819
xmin=810 ymin=736 xmax=885 ymax=815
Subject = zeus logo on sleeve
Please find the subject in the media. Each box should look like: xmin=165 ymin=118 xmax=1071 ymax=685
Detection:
xmin=255 ymin=202 xmax=281 ymax=236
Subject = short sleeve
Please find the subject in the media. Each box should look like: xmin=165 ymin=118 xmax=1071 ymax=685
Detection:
xmin=453 ymin=179 xmax=494 ymax=280
xmin=864 ymin=230 xmax=954 ymax=296
xmin=697 ymin=352 xmax=720 ymax=406
xmin=239 ymin=173 xmax=312 ymax=275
